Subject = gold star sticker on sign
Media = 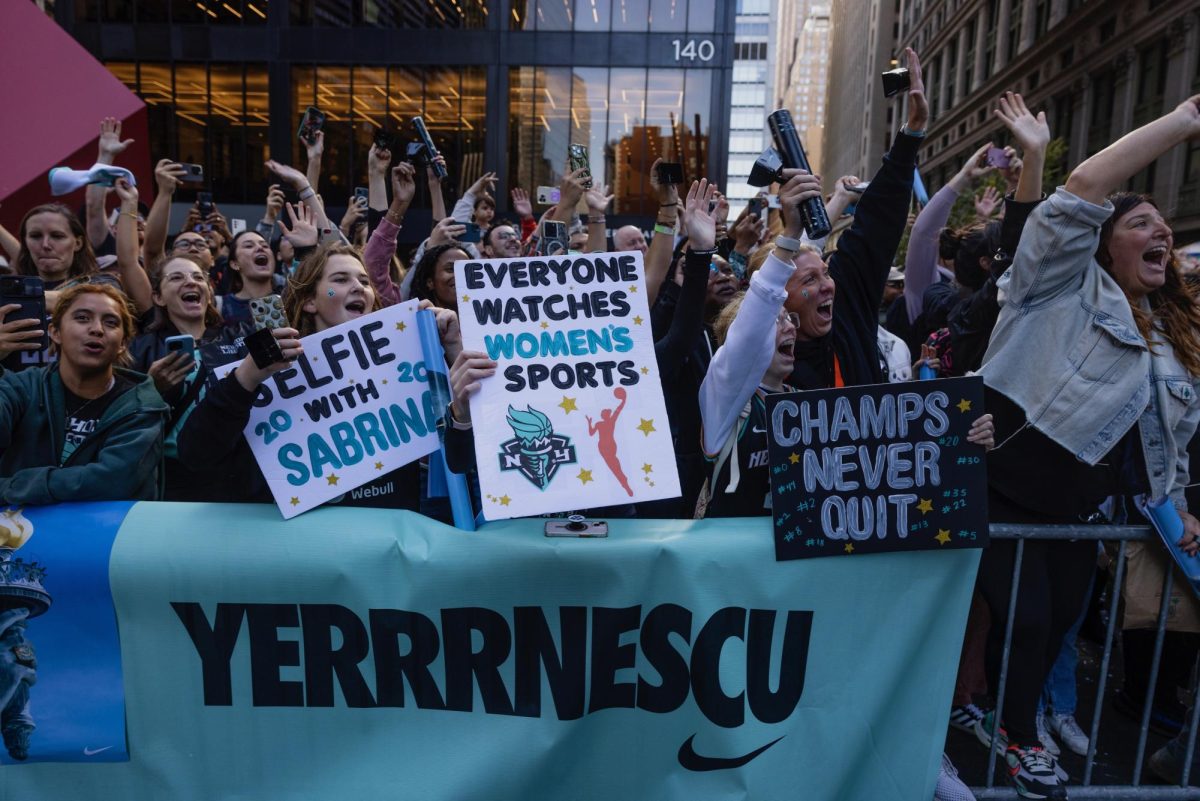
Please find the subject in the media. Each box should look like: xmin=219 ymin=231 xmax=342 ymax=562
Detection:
xmin=375 ymin=461 xmax=384 ymax=471
xmin=541 ymin=321 xmax=549 ymax=329
xmin=957 ymin=398 xmax=972 ymax=413
xmin=396 ymin=321 xmax=406 ymax=331
xmin=499 ymin=495 xmax=511 ymax=506
xmin=788 ymin=452 xmax=800 ymax=464
xmin=629 ymin=285 xmax=638 ymax=293
xmin=633 ymin=315 xmax=644 ymax=325
xmin=642 ymin=463 xmax=653 ymax=474
xmin=917 ymin=498 xmax=933 ymax=514
xmin=327 ymin=474 xmax=340 ymax=486
xmin=558 ymin=396 xmax=578 ymax=414
xmin=844 ymin=543 xmax=855 ymax=554
xmin=636 ymin=418 xmax=656 ymax=436
xmin=935 ymin=529 xmax=952 ymax=546
xmin=290 ymin=497 xmax=300 ymax=506
xmin=640 ymin=366 xmax=649 ymax=375
xmin=461 ymin=294 xmax=470 ymax=302
xmin=577 ymin=469 xmax=593 ymax=485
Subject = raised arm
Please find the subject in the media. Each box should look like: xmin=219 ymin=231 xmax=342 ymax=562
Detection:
xmin=85 ymin=117 xmax=134 ymax=250
xmin=1068 ymin=96 xmax=1200 ymax=204
xmin=143 ymin=159 xmax=185 ymax=267
xmin=427 ymin=155 xmax=448 ymax=221
xmin=367 ymin=143 xmax=392 ymax=212
xmin=363 ymin=163 xmax=416 ymax=307
xmin=657 ymin=181 xmax=718 ymax=376
xmin=583 ymin=183 xmax=613 ymax=253
xmin=644 ymin=158 xmax=681 ymax=307
xmin=0 ymin=223 xmax=19 ymax=262
xmin=995 ymin=92 xmax=1050 ymax=205
xmin=304 ymin=130 xmax=324 ymax=195
xmin=113 ymin=179 xmax=153 ymax=313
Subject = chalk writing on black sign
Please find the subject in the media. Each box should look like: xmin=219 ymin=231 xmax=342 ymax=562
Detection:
xmin=765 ymin=377 xmax=988 ymax=560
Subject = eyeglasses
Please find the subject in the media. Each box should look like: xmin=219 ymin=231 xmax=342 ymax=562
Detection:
xmin=493 ymin=230 xmax=519 ymax=242
xmin=777 ymin=312 xmax=801 ymax=328
xmin=174 ymin=238 xmax=209 ymax=252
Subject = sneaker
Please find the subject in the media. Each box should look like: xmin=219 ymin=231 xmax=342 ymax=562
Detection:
xmin=1037 ymin=713 xmax=1061 ymax=757
xmin=1048 ymin=713 xmax=1089 ymax=757
xmin=950 ymin=703 xmax=987 ymax=734
xmin=975 ymin=709 xmax=1009 ymax=752
xmin=1005 ymin=745 xmax=1068 ymax=799
xmin=934 ymin=752 xmax=977 ymax=801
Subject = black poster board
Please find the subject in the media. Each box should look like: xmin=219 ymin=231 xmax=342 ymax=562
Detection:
xmin=766 ymin=376 xmax=989 ymax=560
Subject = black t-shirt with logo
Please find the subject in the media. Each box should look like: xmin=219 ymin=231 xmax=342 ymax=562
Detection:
xmin=61 ymin=375 xmax=136 ymax=464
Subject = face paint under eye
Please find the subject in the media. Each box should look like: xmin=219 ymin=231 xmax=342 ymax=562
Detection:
xmin=327 ymin=289 xmax=336 ymax=297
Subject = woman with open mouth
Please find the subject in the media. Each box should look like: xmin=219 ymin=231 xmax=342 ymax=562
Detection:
xmin=974 ymin=95 xmax=1200 ymax=800
xmin=127 ymin=253 xmax=247 ymax=501
xmin=0 ymin=283 xmax=168 ymax=506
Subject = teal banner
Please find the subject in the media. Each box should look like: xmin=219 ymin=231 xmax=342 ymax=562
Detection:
xmin=2 ymin=503 xmax=978 ymax=800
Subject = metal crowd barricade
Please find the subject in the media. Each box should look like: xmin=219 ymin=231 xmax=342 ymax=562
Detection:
xmin=969 ymin=523 xmax=1200 ymax=800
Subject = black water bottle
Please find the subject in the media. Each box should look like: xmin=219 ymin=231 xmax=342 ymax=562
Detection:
xmin=767 ymin=109 xmax=832 ymax=240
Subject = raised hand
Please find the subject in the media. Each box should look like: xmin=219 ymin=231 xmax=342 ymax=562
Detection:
xmin=449 ymin=350 xmax=498 ymax=424
xmin=680 ymin=179 xmax=719 ymax=251
xmin=368 ymin=143 xmax=392 ymax=177
xmin=974 ymin=186 xmax=1001 ymax=219
xmin=469 ymin=171 xmax=498 ymax=196
xmin=234 ymin=328 xmax=304 ymax=391
xmin=511 ymin=187 xmax=534 ymax=219
xmin=264 ymin=160 xmax=309 ymax=192
xmin=950 ymin=143 xmax=996 ymax=192
xmin=427 ymin=154 xmax=448 ymax=185
xmin=147 ymin=350 xmax=194 ymax=396
xmin=391 ymin=162 xmax=417 ymax=206
xmin=305 ymin=130 xmax=325 ymax=163
xmin=903 ymin=48 xmax=929 ymax=132
xmin=1176 ymin=95 xmax=1200 ymax=139
xmin=993 ymin=92 xmax=1051 ymax=155
xmin=98 ymin=116 xmax=134 ymax=163
xmin=280 ymin=201 xmax=319 ymax=247
xmin=777 ymin=169 xmax=824 ymax=239
xmin=155 ymin=159 xmax=186 ymax=196
xmin=264 ymin=183 xmax=285 ymax=223
xmin=113 ymin=177 xmax=138 ymax=207
xmin=340 ymin=196 xmax=368 ymax=234
xmin=558 ymin=168 xmax=589 ymax=211
xmin=429 ymin=216 xmax=467 ymax=246
xmin=584 ymin=183 xmax=613 ymax=215
xmin=648 ymin=157 xmax=680 ymax=209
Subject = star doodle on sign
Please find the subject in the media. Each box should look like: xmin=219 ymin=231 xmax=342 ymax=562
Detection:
xmin=844 ymin=543 xmax=855 ymax=554
xmin=957 ymin=398 xmax=972 ymax=413
xmin=642 ymin=463 xmax=653 ymax=475
xmin=290 ymin=497 xmax=300 ymax=506
xmin=461 ymin=294 xmax=470 ymax=302
xmin=629 ymin=285 xmax=638 ymax=293
xmin=636 ymin=418 xmax=656 ymax=436
xmin=935 ymin=529 xmax=952 ymax=546
xmin=558 ymin=395 xmax=578 ymax=414
xmin=640 ymin=366 xmax=649 ymax=375
xmin=788 ymin=452 xmax=800 ymax=465
xmin=541 ymin=321 xmax=549 ymax=329
xmin=917 ymin=498 xmax=933 ymax=514
xmin=577 ymin=469 xmax=594 ymax=485
xmin=374 ymin=461 xmax=384 ymax=471
xmin=327 ymin=474 xmax=340 ymax=486
xmin=396 ymin=321 xmax=406 ymax=331
xmin=633 ymin=315 xmax=644 ymax=325
xmin=499 ymin=495 xmax=511 ymax=506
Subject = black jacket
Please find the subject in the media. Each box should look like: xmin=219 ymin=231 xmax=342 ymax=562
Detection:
xmin=788 ymin=132 xmax=922 ymax=389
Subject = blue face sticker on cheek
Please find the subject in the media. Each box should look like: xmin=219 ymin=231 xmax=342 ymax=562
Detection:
xmin=327 ymin=289 xmax=336 ymax=297
xmin=802 ymin=289 xmax=810 ymax=298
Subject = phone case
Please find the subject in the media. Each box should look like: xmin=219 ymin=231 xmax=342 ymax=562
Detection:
xmin=245 ymin=327 xmax=285 ymax=370
xmin=250 ymin=295 xmax=286 ymax=330
xmin=568 ymin=145 xmax=592 ymax=189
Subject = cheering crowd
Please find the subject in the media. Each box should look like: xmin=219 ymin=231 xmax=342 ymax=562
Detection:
xmin=2 ymin=45 xmax=1200 ymax=800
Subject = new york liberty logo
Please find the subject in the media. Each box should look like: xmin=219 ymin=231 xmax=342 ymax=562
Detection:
xmin=498 ymin=405 xmax=576 ymax=490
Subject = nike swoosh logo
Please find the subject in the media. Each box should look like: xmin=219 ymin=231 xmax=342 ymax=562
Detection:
xmin=751 ymin=426 xmax=766 ymax=434
xmin=677 ymin=733 xmax=785 ymax=772
xmin=83 ymin=746 xmax=113 ymax=756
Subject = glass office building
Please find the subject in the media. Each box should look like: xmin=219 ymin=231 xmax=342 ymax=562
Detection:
xmin=55 ymin=0 xmax=735 ymax=225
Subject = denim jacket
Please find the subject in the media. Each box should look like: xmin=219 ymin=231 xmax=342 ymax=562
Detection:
xmin=980 ymin=188 xmax=1200 ymax=511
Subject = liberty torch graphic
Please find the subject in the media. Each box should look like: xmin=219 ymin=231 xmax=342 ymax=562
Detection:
xmin=498 ymin=405 xmax=577 ymax=490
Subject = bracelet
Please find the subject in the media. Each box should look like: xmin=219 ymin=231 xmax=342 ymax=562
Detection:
xmin=774 ymin=234 xmax=802 ymax=253
xmin=120 ymin=210 xmax=139 ymax=220
xmin=587 ymin=215 xmax=606 ymax=224
xmin=660 ymin=203 xmax=678 ymax=208
xmin=900 ymin=125 xmax=927 ymax=138
xmin=688 ymin=247 xmax=717 ymax=258
xmin=299 ymin=186 xmax=316 ymax=200
xmin=653 ymin=223 xmax=675 ymax=236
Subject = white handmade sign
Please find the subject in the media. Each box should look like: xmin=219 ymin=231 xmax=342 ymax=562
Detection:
xmin=454 ymin=251 xmax=681 ymax=519
xmin=216 ymin=301 xmax=439 ymax=518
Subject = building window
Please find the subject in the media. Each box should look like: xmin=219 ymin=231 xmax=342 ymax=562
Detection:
xmin=508 ymin=66 xmax=711 ymax=215
xmin=107 ymin=61 xmax=271 ymax=202
xmin=983 ymin=0 xmax=998 ymax=81
xmin=963 ymin=19 xmax=976 ymax=92
xmin=1007 ymin=0 xmax=1023 ymax=62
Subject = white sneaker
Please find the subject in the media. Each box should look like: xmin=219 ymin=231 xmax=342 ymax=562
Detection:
xmin=1048 ymin=712 xmax=1090 ymax=757
xmin=1036 ymin=713 xmax=1061 ymax=757
xmin=934 ymin=753 xmax=977 ymax=801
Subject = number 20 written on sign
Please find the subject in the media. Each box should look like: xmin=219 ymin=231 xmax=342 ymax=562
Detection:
xmin=255 ymin=410 xmax=293 ymax=444
xmin=672 ymin=39 xmax=715 ymax=62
